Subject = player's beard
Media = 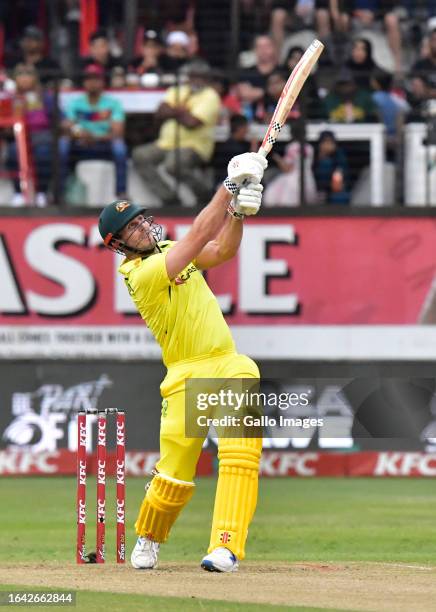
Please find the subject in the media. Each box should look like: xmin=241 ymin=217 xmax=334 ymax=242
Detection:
xmin=129 ymin=233 xmax=157 ymax=256
xmin=124 ymin=219 xmax=160 ymax=256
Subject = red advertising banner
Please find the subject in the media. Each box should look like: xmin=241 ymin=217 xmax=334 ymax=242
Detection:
xmin=0 ymin=449 xmax=213 ymax=477
xmin=259 ymin=451 xmax=436 ymax=477
xmin=2 ymin=449 xmax=435 ymax=477
xmin=1 ymin=216 xmax=436 ymax=359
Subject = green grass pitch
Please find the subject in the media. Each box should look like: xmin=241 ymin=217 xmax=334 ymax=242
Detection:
xmin=1 ymin=476 xmax=435 ymax=610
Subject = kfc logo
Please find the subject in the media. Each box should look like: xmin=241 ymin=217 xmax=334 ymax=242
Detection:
xmin=117 ymin=499 xmax=125 ymax=524
xmin=78 ymin=498 xmax=86 ymax=524
xmin=116 ymin=420 xmax=125 ymax=446
xmin=97 ymin=498 xmax=105 ymax=521
xmin=116 ymin=459 xmax=125 ymax=485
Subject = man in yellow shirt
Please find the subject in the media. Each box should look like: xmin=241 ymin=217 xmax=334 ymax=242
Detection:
xmin=98 ymin=151 xmax=267 ymax=572
xmin=132 ymin=59 xmax=221 ymax=206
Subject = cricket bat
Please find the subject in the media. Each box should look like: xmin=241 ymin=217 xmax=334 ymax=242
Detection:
xmin=258 ymin=39 xmax=324 ymax=158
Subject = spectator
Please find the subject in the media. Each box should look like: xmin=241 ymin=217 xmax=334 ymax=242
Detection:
xmin=283 ymin=46 xmax=321 ymax=118
xmin=129 ymin=30 xmax=164 ymax=76
xmin=264 ymin=141 xmax=317 ymax=206
xmin=316 ymin=2 xmax=402 ymax=73
xmin=315 ymin=0 xmax=350 ymax=40
xmin=213 ymin=114 xmax=251 ymax=183
xmin=59 ymin=64 xmax=127 ymax=199
xmin=5 ymin=26 xmax=60 ymax=86
xmin=270 ymin=1 xmax=315 ymax=54
xmin=352 ymin=1 xmax=403 ymax=75
xmin=132 ymin=59 xmax=221 ymax=206
xmin=210 ymin=71 xmax=242 ymax=122
xmin=313 ymin=130 xmax=350 ymax=204
xmin=255 ymin=69 xmax=291 ymax=122
xmin=237 ymin=35 xmax=279 ymax=119
xmin=412 ymin=29 xmax=436 ymax=92
xmin=371 ymin=69 xmax=408 ymax=152
xmin=345 ymin=38 xmax=377 ymax=91
xmin=78 ymin=29 xmax=124 ymax=83
xmin=323 ymin=69 xmax=377 ymax=122
xmin=406 ymin=75 xmax=431 ymax=122
xmin=159 ymin=31 xmax=191 ymax=73
xmin=6 ymin=64 xmax=55 ymax=206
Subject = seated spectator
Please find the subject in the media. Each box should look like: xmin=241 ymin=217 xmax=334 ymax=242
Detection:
xmin=316 ymin=0 xmax=350 ymax=40
xmin=6 ymin=64 xmax=55 ymax=206
xmin=5 ymin=26 xmax=60 ymax=86
xmin=255 ymin=69 xmax=290 ymax=122
xmin=316 ymin=2 xmax=402 ymax=73
xmin=159 ymin=31 xmax=191 ymax=73
xmin=371 ymin=69 xmax=408 ymax=153
xmin=132 ymin=60 xmax=221 ymax=206
xmin=213 ymin=114 xmax=251 ymax=183
xmin=78 ymin=29 xmax=124 ymax=84
xmin=237 ymin=35 xmax=280 ymax=119
xmin=406 ymin=75 xmax=431 ymax=122
xmin=211 ymin=71 xmax=242 ymax=123
xmin=59 ymin=64 xmax=127 ymax=199
xmin=283 ymin=46 xmax=322 ymax=118
xmin=270 ymin=1 xmax=315 ymax=54
xmin=313 ymin=130 xmax=350 ymax=204
xmin=352 ymin=1 xmax=403 ymax=75
xmin=323 ymin=69 xmax=377 ymax=122
xmin=264 ymin=141 xmax=317 ymax=206
xmin=129 ymin=30 xmax=164 ymax=76
xmin=345 ymin=38 xmax=377 ymax=91
xmin=412 ymin=28 xmax=436 ymax=92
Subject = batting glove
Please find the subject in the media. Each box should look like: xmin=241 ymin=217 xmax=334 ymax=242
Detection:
xmin=228 ymin=182 xmax=263 ymax=218
xmin=225 ymin=152 xmax=268 ymax=190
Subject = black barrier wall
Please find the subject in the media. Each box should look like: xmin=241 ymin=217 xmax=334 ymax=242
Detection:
xmin=1 ymin=361 xmax=435 ymax=453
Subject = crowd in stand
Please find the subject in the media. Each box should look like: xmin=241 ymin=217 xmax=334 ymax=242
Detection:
xmin=1 ymin=0 xmax=436 ymax=206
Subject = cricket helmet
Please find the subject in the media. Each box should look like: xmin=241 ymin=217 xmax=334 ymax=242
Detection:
xmin=98 ymin=199 xmax=162 ymax=255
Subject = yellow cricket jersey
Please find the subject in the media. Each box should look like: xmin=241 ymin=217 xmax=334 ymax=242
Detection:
xmin=157 ymin=85 xmax=221 ymax=161
xmin=118 ymin=241 xmax=235 ymax=367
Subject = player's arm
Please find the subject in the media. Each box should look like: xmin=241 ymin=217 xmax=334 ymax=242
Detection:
xmin=194 ymin=183 xmax=263 ymax=270
xmin=165 ymin=153 xmax=267 ymax=280
xmin=194 ymin=216 xmax=242 ymax=270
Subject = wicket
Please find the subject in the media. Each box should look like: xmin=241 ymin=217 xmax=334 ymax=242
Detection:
xmin=76 ymin=408 xmax=126 ymax=564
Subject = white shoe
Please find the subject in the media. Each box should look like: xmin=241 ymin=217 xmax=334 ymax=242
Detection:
xmin=201 ymin=547 xmax=239 ymax=573
xmin=130 ymin=536 xmax=159 ymax=569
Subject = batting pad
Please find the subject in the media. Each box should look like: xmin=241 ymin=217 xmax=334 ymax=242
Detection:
xmin=135 ymin=473 xmax=195 ymax=542
xmin=208 ymin=437 xmax=262 ymax=560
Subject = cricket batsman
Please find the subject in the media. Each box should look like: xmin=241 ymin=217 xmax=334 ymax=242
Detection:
xmin=98 ymin=151 xmax=267 ymax=572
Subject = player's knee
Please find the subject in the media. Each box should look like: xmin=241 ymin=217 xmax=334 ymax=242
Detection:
xmin=218 ymin=439 xmax=262 ymax=472
xmin=136 ymin=472 xmax=195 ymax=541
